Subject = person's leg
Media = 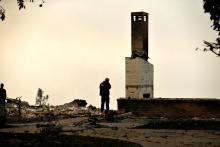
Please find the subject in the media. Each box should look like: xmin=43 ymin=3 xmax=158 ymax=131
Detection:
xmin=0 ymin=106 xmax=6 ymax=127
xmin=106 ymin=96 xmax=109 ymax=111
xmin=101 ymin=96 xmax=105 ymax=112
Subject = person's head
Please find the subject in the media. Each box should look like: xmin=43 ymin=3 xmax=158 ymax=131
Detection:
xmin=105 ymin=78 xmax=110 ymax=82
xmin=0 ymin=83 xmax=4 ymax=88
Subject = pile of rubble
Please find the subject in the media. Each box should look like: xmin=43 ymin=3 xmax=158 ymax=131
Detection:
xmin=6 ymin=99 xmax=101 ymax=123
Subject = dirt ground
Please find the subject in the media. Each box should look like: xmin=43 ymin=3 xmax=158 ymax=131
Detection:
xmin=0 ymin=116 xmax=220 ymax=147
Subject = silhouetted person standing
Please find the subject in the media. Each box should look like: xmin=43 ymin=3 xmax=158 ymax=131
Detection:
xmin=0 ymin=83 xmax=6 ymax=126
xmin=100 ymin=78 xmax=111 ymax=112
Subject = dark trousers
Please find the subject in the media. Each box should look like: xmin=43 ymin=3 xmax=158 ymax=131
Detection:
xmin=0 ymin=104 xmax=6 ymax=127
xmin=101 ymin=96 xmax=109 ymax=112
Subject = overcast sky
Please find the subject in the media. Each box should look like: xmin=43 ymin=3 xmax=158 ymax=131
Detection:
xmin=0 ymin=0 xmax=219 ymax=109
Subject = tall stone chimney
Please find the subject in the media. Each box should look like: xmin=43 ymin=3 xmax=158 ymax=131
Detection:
xmin=126 ymin=11 xmax=154 ymax=99
xmin=131 ymin=12 xmax=149 ymax=61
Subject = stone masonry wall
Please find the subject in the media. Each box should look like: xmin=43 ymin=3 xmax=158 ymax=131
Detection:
xmin=117 ymin=98 xmax=220 ymax=119
xmin=126 ymin=57 xmax=154 ymax=98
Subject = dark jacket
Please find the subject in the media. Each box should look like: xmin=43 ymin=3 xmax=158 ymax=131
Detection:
xmin=0 ymin=88 xmax=6 ymax=104
xmin=99 ymin=81 xmax=111 ymax=96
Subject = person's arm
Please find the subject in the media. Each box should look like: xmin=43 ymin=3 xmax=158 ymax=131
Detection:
xmin=4 ymin=90 xmax=6 ymax=98
xmin=3 ymin=89 xmax=6 ymax=102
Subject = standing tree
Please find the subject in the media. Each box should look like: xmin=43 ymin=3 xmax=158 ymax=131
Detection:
xmin=36 ymin=88 xmax=43 ymax=106
xmin=202 ymin=0 xmax=220 ymax=56
xmin=35 ymin=88 xmax=49 ymax=106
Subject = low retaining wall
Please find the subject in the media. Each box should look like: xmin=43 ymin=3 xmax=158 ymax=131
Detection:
xmin=117 ymin=98 xmax=220 ymax=118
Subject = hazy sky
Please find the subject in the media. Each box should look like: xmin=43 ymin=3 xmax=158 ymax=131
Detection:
xmin=0 ymin=0 xmax=219 ymax=109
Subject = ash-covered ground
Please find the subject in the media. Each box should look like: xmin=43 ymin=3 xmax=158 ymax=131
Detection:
xmin=1 ymin=100 xmax=220 ymax=147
